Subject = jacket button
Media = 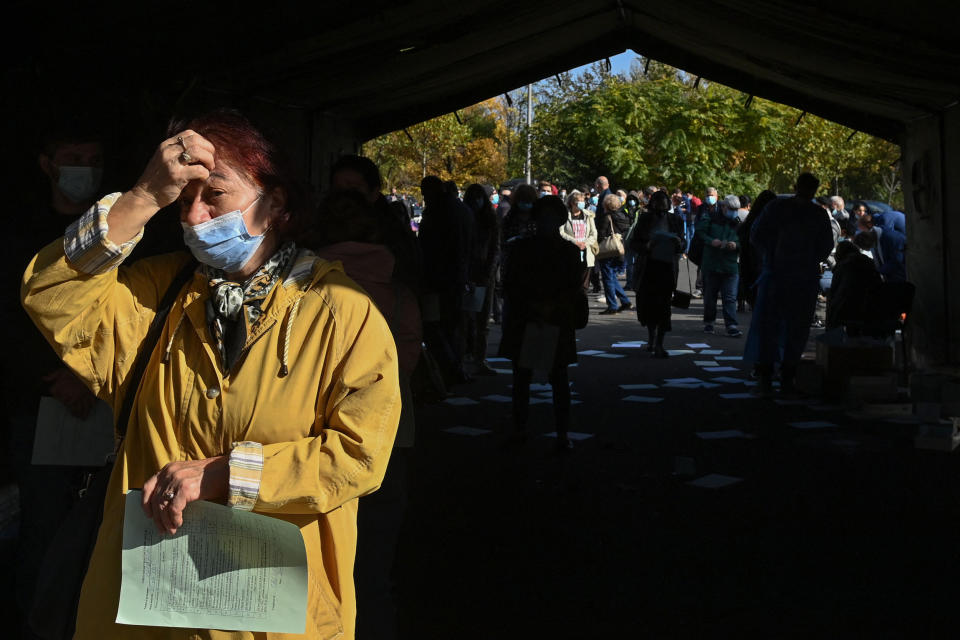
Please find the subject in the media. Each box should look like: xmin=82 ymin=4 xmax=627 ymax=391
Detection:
xmin=206 ymin=386 xmax=220 ymax=399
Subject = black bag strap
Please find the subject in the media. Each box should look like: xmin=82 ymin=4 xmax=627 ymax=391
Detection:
xmin=116 ymin=259 xmax=196 ymax=441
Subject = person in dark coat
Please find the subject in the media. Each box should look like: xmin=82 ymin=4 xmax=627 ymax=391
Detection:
xmin=498 ymin=196 xmax=586 ymax=449
xmin=630 ymin=190 xmax=684 ymax=357
xmin=463 ymin=183 xmax=501 ymax=375
xmin=736 ymin=190 xmax=777 ymax=308
xmin=825 ymin=238 xmax=883 ymax=334
xmin=748 ymin=173 xmax=835 ymax=396
xmin=418 ymin=174 xmax=474 ymax=384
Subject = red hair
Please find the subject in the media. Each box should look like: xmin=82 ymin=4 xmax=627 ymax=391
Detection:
xmin=169 ymin=109 xmax=308 ymax=238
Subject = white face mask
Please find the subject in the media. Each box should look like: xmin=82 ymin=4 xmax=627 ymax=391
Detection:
xmin=57 ymin=166 xmax=103 ymax=203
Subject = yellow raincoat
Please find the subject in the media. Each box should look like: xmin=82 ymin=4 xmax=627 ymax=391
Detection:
xmin=22 ymin=236 xmax=400 ymax=639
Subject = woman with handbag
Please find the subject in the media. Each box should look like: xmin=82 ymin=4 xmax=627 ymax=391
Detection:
xmin=631 ymin=191 xmax=684 ymax=357
xmin=21 ymin=109 xmax=401 ymax=639
xmin=595 ymin=193 xmax=632 ymax=315
xmin=559 ymin=191 xmax=598 ymax=292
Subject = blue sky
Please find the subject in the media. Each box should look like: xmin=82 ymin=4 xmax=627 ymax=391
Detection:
xmin=569 ymin=49 xmax=638 ymax=76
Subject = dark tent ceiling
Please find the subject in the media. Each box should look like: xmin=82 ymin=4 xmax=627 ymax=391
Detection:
xmin=7 ymin=1 xmax=960 ymax=142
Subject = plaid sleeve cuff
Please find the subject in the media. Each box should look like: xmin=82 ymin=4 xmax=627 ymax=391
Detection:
xmin=63 ymin=192 xmax=144 ymax=274
xmin=228 ymin=441 xmax=263 ymax=510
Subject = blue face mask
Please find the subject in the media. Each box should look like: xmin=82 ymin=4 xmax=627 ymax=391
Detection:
xmin=492 ymin=194 xmax=500 ymax=204
xmin=706 ymin=195 xmax=718 ymax=206
xmin=181 ymin=198 xmax=268 ymax=273
xmin=577 ymin=201 xmax=586 ymax=211
xmin=590 ymin=196 xmax=598 ymax=206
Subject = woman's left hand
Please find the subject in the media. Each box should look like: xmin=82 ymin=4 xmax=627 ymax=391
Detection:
xmin=142 ymin=456 xmax=229 ymax=535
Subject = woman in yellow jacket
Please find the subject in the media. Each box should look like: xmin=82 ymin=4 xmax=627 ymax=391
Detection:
xmin=21 ymin=110 xmax=400 ymax=639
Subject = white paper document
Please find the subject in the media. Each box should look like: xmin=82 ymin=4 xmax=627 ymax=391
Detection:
xmin=33 ymin=397 xmax=115 ymax=466
xmin=619 ymin=383 xmax=659 ymax=390
xmin=704 ymin=366 xmax=739 ymax=373
xmin=118 ymin=491 xmax=308 ymax=633
xmin=686 ymin=343 xmax=711 ymax=349
xmin=622 ymin=395 xmax=664 ymax=403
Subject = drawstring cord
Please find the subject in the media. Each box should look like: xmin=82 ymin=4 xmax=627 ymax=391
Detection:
xmin=162 ymin=303 xmax=186 ymax=364
xmin=278 ymin=294 xmax=303 ymax=378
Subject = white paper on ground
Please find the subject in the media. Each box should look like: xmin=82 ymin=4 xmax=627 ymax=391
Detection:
xmin=444 ymin=426 xmax=493 ymax=436
xmin=662 ymin=383 xmax=703 ymax=389
xmin=32 ymin=397 xmax=115 ymax=466
xmin=481 ymin=394 xmax=513 ymax=403
xmin=592 ymin=353 xmax=626 ymax=359
xmin=704 ymin=366 xmax=739 ymax=373
xmin=719 ymin=393 xmax=756 ymax=399
xmin=486 ymin=357 xmax=510 ymax=363
xmin=611 ymin=341 xmax=647 ymax=348
xmin=788 ymin=421 xmax=838 ymax=429
xmin=686 ymin=343 xmax=712 ymax=349
xmin=694 ymin=360 xmax=720 ymax=366
xmin=699 ymin=349 xmax=723 ymax=355
xmin=443 ymin=397 xmax=480 ymax=406
xmin=687 ymin=474 xmax=743 ymax=489
xmin=493 ymin=368 xmax=513 ymax=375
xmin=715 ymin=356 xmax=744 ymax=361
xmin=118 ymin=491 xmax=307 ymax=633
xmin=619 ymin=383 xmax=659 ymax=390
xmin=622 ymin=395 xmax=665 ymax=403
xmin=544 ymin=431 xmax=594 ymax=440
xmin=696 ymin=430 xmax=755 ymax=440
xmin=711 ymin=377 xmax=748 ymax=384
xmin=577 ymin=349 xmax=606 ymax=356
xmin=666 ymin=349 xmax=696 ymax=356
xmin=664 ymin=377 xmax=703 ymax=384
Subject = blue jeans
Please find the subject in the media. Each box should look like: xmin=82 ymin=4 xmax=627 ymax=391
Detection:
xmin=598 ymin=257 xmax=631 ymax=310
xmin=623 ymin=249 xmax=637 ymax=289
xmin=702 ymin=270 xmax=739 ymax=327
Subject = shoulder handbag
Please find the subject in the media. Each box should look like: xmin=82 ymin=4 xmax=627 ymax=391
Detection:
xmin=672 ymin=259 xmax=693 ymax=309
xmin=29 ymin=260 xmax=196 ymax=640
xmin=595 ymin=214 xmax=625 ymax=260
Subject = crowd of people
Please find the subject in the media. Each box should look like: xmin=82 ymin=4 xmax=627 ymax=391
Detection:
xmin=4 ymin=106 xmax=911 ymax=639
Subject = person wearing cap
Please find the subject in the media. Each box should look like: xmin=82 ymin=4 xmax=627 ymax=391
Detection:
xmin=695 ymin=194 xmax=744 ymax=337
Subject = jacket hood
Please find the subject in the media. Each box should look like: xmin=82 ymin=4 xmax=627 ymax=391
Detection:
xmin=314 ymin=241 xmax=395 ymax=286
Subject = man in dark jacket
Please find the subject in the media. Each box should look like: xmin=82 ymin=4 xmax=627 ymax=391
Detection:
xmin=419 ymin=175 xmax=474 ymax=384
xmin=748 ymin=173 xmax=835 ymax=396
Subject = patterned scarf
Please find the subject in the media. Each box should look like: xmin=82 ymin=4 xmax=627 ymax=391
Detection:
xmin=203 ymin=242 xmax=297 ymax=372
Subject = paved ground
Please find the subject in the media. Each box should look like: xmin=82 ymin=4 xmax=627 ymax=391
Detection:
xmin=393 ymin=263 xmax=960 ymax=638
